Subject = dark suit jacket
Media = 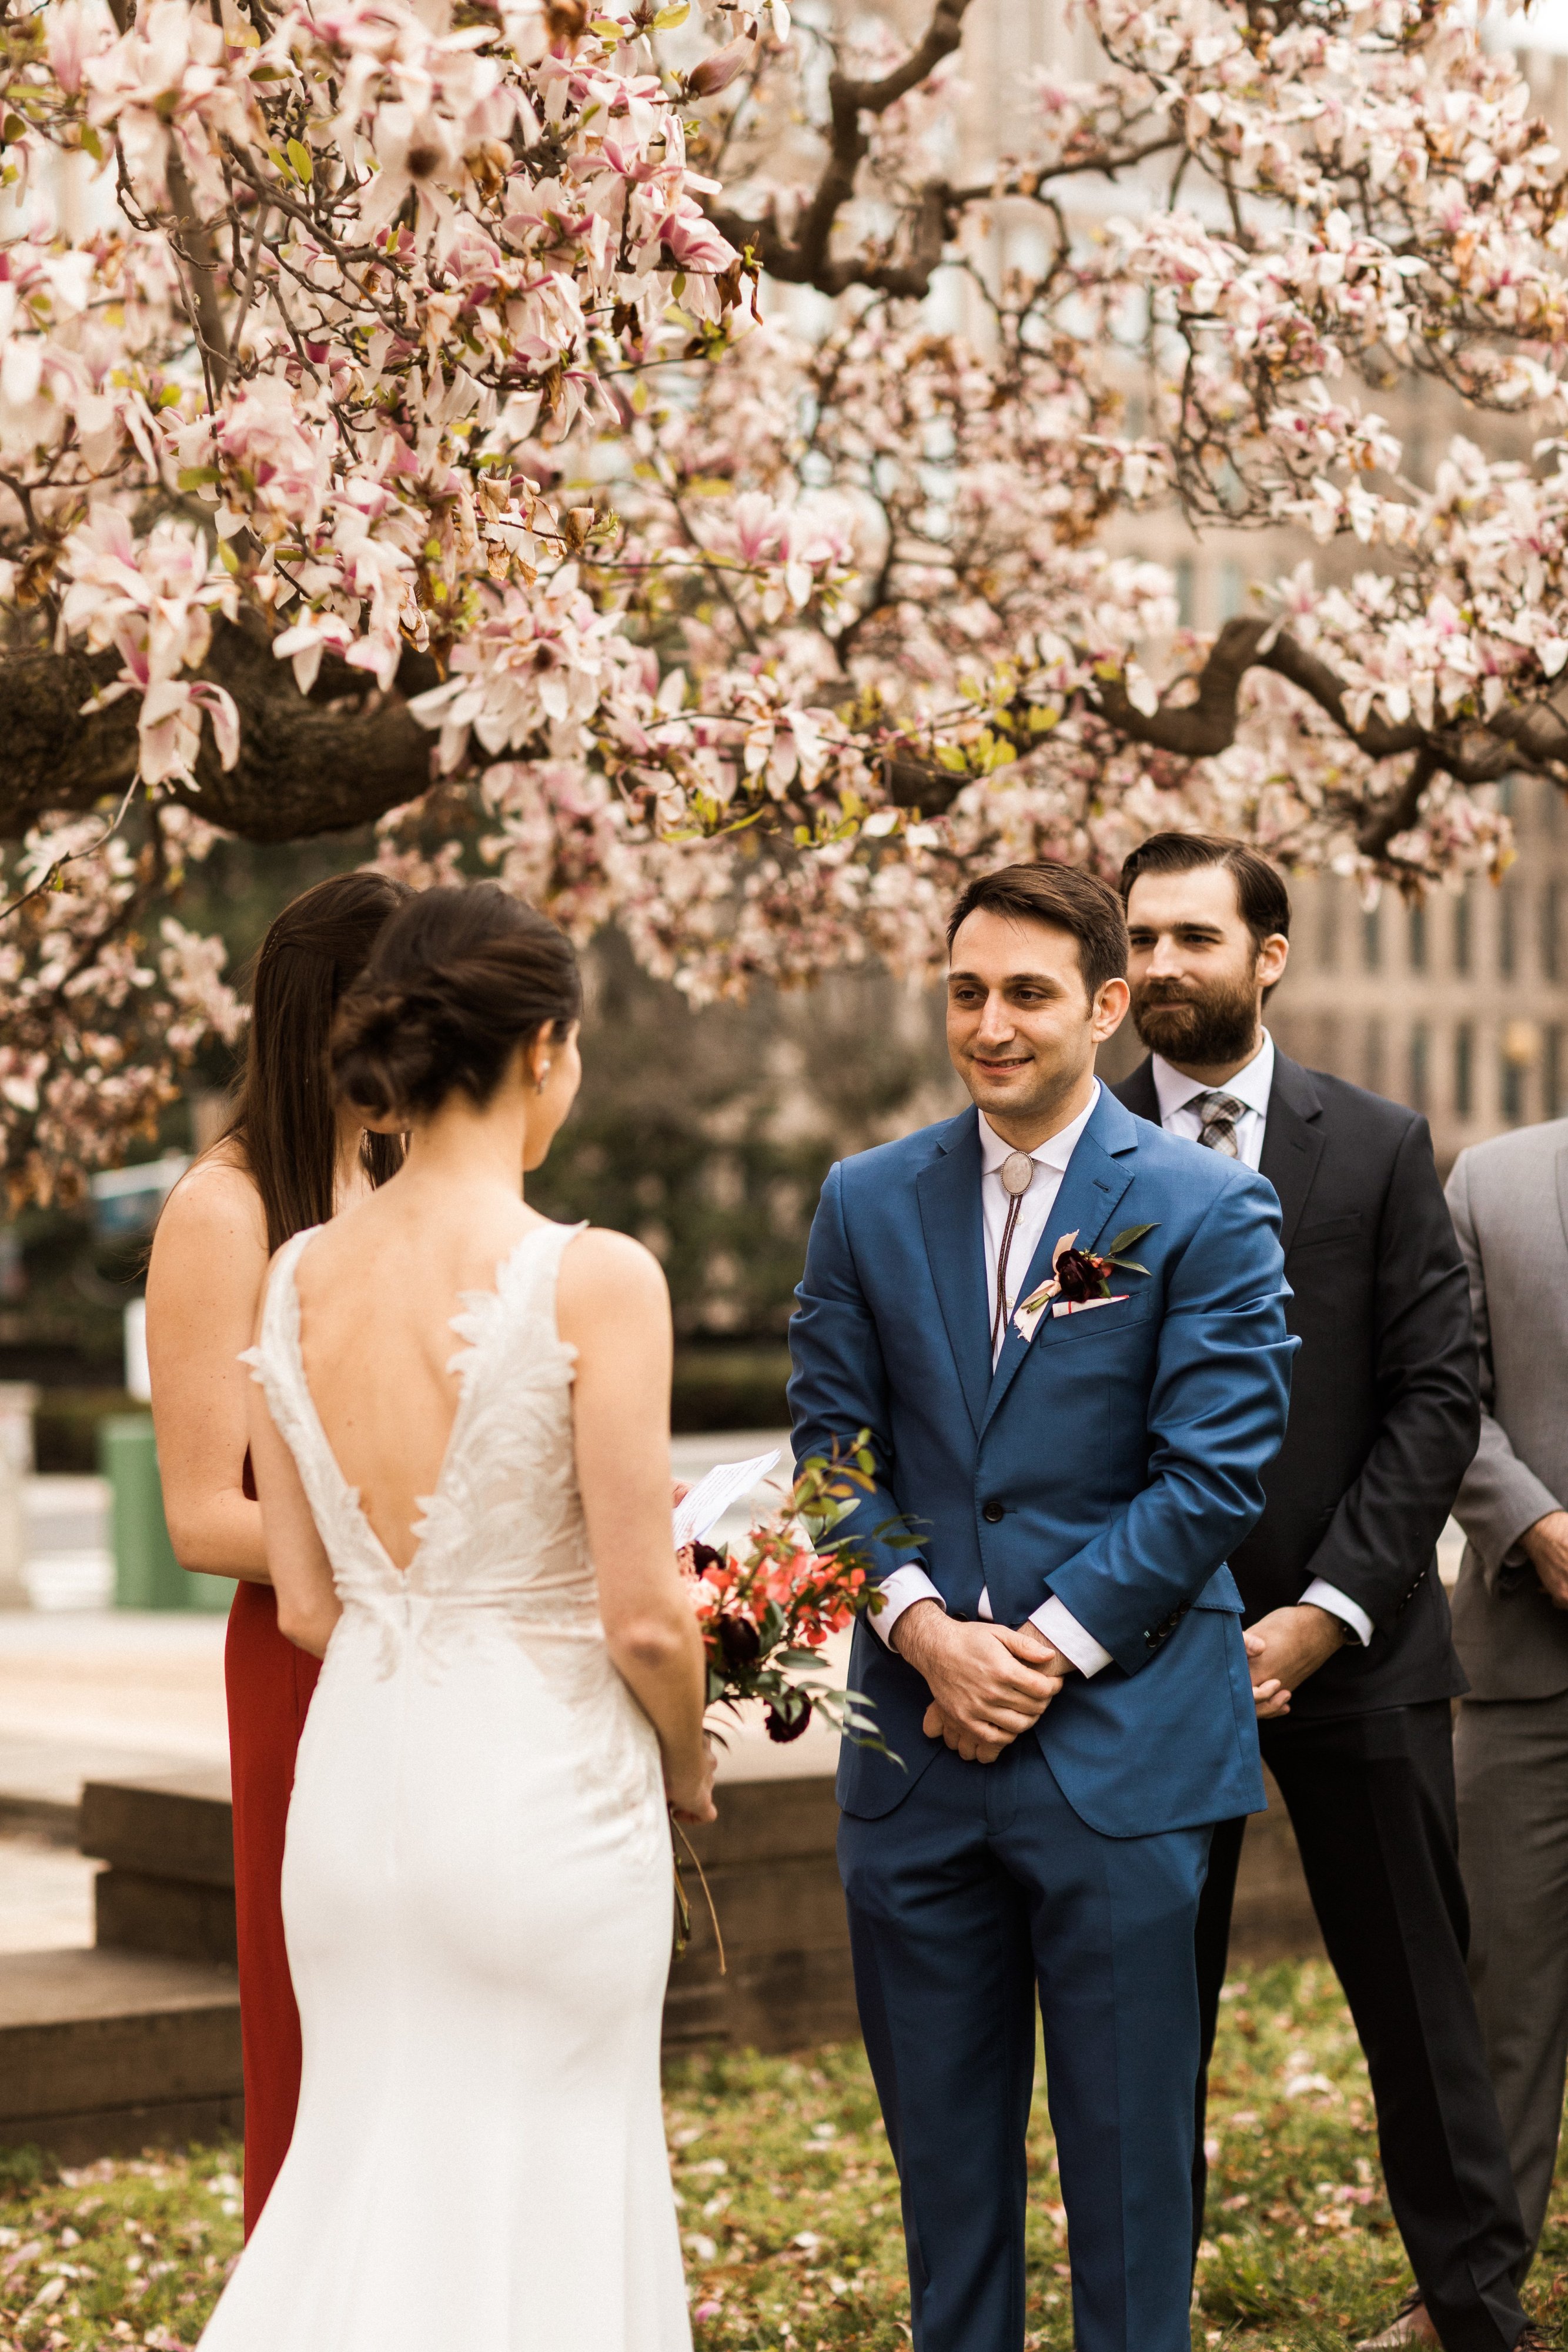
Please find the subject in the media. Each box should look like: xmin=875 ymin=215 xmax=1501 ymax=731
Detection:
xmin=1112 ymin=1051 xmax=1477 ymax=1716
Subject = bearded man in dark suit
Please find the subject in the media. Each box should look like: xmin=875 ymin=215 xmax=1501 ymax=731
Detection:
xmin=1111 ymin=833 xmax=1536 ymax=2352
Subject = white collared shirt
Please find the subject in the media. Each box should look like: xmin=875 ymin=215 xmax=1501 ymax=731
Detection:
xmin=980 ymin=1085 xmax=1101 ymax=1368
xmin=1146 ymin=1030 xmax=1372 ymax=1651
xmin=872 ymin=1087 xmax=1114 ymax=1679
xmin=1150 ymin=1031 xmax=1273 ymax=1171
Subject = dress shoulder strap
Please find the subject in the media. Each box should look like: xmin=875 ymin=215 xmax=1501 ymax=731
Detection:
xmin=446 ymin=1219 xmax=587 ymax=1387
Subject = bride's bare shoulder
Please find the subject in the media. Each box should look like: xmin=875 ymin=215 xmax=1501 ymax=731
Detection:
xmin=556 ymin=1224 xmax=669 ymax=1322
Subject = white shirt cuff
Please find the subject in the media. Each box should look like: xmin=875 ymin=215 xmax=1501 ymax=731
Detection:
xmin=977 ymin=1582 xmax=1114 ymax=1678
xmin=1301 ymin=1577 xmax=1373 ymax=1648
xmin=874 ymin=1569 xmax=1115 ymax=1679
xmin=871 ymin=1564 xmax=946 ymax=1648
xmin=1028 ymin=1594 xmax=1115 ymax=1678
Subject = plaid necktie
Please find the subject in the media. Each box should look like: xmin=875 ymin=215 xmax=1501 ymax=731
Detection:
xmin=1196 ymin=1092 xmax=1245 ymax=1156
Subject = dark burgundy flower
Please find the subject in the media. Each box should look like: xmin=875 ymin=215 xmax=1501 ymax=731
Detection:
xmin=717 ymin=1613 xmax=762 ymax=1672
xmin=691 ymin=1541 xmax=726 ymax=1577
xmin=765 ymin=1692 xmax=813 ymax=1743
xmin=1053 ymin=1247 xmax=1112 ymax=1304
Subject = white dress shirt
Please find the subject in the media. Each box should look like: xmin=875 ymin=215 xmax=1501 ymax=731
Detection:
xmin=872 ymin=1087 xmax=1115 ymax=1678
xmin=1147 ymin=1031 xmax=1372 ymax=1649
xmin=1151 ymin=1030 xmax=1274 ymax=1171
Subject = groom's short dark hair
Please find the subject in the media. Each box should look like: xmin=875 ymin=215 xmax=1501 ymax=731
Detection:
xmin=947 ymin=863 xmax=1128 ymax=997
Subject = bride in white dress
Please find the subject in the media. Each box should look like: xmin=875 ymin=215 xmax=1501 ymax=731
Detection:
xmin=198 ymin=883 xmax=716 ymax=2352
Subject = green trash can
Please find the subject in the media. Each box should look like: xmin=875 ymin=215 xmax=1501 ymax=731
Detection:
xmin=99 ymin=1413 xmax=235 ymax=1613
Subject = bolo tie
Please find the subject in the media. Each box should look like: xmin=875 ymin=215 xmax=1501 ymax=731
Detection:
xmin=990 ymin=1151 xmax=1037 ymax=1358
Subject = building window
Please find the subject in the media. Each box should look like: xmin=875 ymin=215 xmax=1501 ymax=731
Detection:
xmin=1219 ymin=559 xmax=1245 ymax=620
xmin=1501 ymin=1053 xmax=1526 ymax=1126
xmin=1409 ymin=1022 xmax=1429 ymax=1112
xmin=1365 ymin=1019 xmax=1385 ymax=1096
xmin=1408 ymin=900 xmax=1427 ymax=972
xmin=1544 ymin=883 xmax=1561 ymax=984
xmin=1455 ymin=1023 xmax=1474 ymax=1118
xmin=1547 ymin=1025 xmax=1565 ymax=1119
xmin=1317 ymin=879 xmax=1339 ymax=971
xmin=1499 ymin=883 xmax=1517 ymax=980
xmin=1175 ymin=557 xmax=1195 ymax=629
xmin=1455 ymin=890 xmax=1472 ymax=976
xmin=1362 ymin=904 xmax=1382 ymax=971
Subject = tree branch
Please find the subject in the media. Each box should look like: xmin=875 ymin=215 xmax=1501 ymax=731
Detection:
xmin=868 ymin=617 xmax=1568 ymax=847
xmin=709 ymin=0 xmax=975 ymax=299
xmin=165 ymin=151 xmax=232 ymax=398
xmin=0 ymin=617 xmax=440 ymax=845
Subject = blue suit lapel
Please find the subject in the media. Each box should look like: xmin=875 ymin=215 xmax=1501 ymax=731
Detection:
xmin=915 ymin=1111 xmax=990 ymax=1437
xmin=981 ymin=1094 xmax=1137 ymax=1435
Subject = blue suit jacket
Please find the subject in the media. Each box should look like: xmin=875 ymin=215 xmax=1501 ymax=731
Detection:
xmin=788 ymin=1088 xmax=1295 ymax=1837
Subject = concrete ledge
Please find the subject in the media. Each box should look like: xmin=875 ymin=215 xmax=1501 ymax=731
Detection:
xmin=0 ymin=1758 xmax=1323 ymax=2164
xmin=1 ymin=2094 xmax=245 ymax=2166
xmin=668 ymin=1781 xmax=857 ymax=2052
xmin=0 ymin=1946 xmax=241 ymax=2159
xmin=80 ymin=1770 xmax=234 ymax=1889
xmin=95 ymin=1869 xmax=238 ymax=1969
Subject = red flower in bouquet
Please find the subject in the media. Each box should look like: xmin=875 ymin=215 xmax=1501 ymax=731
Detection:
xmin=679 ymin=1438 xmax=894 ymax=1755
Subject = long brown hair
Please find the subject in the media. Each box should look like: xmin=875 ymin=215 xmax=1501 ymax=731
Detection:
xmin=223 ymin=872 xmax=413 ymax=1252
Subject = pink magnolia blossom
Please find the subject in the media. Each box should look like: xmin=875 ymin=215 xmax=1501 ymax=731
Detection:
xmin=0 ymin=0 xmax=1558 ymax=1188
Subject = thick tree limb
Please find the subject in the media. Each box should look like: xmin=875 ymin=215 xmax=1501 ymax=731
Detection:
xmin=710 ymin=0 xmax=974 ymax=298
xmin=877 ymin=615 xmax=1568 ymax=853
xmin=0 ymin=619 xmax=439 ymax=844
xmin=7 ymin=602 xmax=1566 ymax=863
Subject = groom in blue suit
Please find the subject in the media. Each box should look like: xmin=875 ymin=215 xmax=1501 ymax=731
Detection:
xmin=789 ymin=861 xmax=1295 ymax=2352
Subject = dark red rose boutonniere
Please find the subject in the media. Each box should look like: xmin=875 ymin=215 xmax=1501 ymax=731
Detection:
xmin=1014 ymin=1223 xmax=1158 ymax=1341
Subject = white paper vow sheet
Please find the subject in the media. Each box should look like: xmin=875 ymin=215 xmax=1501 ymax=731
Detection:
xmin=671 ymin=1449 xmax=782 ymax=1550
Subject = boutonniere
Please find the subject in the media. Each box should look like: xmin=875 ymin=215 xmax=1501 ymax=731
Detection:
xmin=1013 ymin=1224 xmax=1159 ymax=1342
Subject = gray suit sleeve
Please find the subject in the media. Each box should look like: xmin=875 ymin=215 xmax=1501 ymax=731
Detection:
xmin=1446 ymin=1150 xmax=1562 ymax=1586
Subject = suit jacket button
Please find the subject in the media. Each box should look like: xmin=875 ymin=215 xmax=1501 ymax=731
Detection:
xmin=982 ymin=1501 xmax=1005 ymax=1524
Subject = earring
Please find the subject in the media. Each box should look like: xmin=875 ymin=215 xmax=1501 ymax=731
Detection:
xmin=536 ymin=1063 xmax=551 ymax=1094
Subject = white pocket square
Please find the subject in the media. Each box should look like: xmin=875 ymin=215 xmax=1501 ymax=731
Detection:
xmin=1049 ymin=1292 xmax=1130 ymax=1319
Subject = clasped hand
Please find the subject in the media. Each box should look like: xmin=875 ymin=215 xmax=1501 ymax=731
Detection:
xmin=892 ymin=1602 xmax=1066 ymax=1764
xmin=1243 ymin=1602 xmax=1348 ymax=1719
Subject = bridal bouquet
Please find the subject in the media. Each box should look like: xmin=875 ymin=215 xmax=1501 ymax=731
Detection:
xmin=679 ymin=1439 xmax=892 ymax=1755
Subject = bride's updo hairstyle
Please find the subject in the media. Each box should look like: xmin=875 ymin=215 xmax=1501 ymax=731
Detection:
xmin=330 ymin=883 xmax=581 ymax=1122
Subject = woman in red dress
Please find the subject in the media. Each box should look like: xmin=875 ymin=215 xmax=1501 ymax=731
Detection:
xmin=146 ymin=873 xmax=409 ymax=2235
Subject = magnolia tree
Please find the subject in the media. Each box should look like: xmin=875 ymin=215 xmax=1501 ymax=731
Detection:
xmin=2 ymin=0 xmax=1568 ymax=1195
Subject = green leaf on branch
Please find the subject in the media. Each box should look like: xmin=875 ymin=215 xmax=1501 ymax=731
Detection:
xmin=286 ymin=138 xmax=313 ymax=185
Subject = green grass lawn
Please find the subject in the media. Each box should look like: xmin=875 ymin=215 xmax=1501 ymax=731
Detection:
xmin=3 ymin=1957 xmax=1566 ymax=2350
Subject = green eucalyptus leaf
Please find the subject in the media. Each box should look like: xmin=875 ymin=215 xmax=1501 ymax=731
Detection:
xmin=1105 ymin=1222 xmax=1158 ymax=1255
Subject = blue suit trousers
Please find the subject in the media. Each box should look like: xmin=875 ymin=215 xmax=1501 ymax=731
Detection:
xmin=838 ymin=1740 xmax=1212 ymax=2352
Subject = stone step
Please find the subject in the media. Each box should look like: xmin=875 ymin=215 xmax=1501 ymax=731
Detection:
xmin=0 ymin=1755 xmax=1322 ymax=2167
xmin=0 ymin=1945 xmax=241 ymax=2163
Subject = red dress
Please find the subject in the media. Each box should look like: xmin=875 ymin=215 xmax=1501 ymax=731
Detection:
xmin=226 ymin=1534 xmax=320 ymax=2237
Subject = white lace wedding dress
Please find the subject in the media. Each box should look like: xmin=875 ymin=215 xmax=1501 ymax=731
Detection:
xmin=199 ymin=1220 xmax=690 ymax=2352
